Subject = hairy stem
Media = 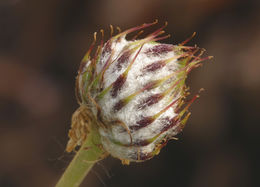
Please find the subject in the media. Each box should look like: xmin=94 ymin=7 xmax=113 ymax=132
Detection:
xmin=55 ymin=126 xmax=105 ymax=187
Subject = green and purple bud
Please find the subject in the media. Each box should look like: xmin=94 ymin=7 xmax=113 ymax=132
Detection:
xmin=66 ymin=20 xmax=212 ymax=164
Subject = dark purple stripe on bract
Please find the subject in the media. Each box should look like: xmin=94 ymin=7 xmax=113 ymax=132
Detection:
xmin=101 ymin=41 xmax=112 ymax=58
xmin=116 ymin=50 xmax=131 ymax=71
xmin=138 ymin=93 xmax=164 ymax=109
xmin=145 ymin=44 xmax=173 ymax=56
xmin=132 ymin=117 xmax=179 ymax=146
xmin=160 ymin=116 xmax=178 ymax=132
xmin=113 ymin=99 xmax=126 ymax=112
xmin=143 ymin=60 xmax=166 ymax=73
xmin=111 ymin=75 xmax=126 ymax=98
xmin=130 ymin=116 xmax=155 ymax=131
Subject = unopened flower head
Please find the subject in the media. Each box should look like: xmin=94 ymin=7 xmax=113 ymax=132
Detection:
xmin=66 ymin=20 xmax=212 ymax=164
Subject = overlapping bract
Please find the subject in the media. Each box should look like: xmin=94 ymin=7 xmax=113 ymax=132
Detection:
xmin=66 ymin=20 xmax=211 ymax=164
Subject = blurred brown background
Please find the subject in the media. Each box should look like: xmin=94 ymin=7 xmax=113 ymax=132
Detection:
xmin=0 ymin=0 xmax=259 ymax=187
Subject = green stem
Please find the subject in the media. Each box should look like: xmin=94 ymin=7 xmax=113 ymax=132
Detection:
xmin=55 ymin=128 xmax=105 ymax=187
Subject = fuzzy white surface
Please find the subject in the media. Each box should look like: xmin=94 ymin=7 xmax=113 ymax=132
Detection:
xmin=88 ymin=36 xmax=182 ymax=161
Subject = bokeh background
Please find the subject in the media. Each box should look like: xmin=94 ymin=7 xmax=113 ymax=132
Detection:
xmin=0 ymin=0 xmax=259 ymax=187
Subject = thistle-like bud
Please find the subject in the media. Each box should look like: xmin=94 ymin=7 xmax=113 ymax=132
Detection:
xmin=66 ymin=20 xmax=212 ymax=164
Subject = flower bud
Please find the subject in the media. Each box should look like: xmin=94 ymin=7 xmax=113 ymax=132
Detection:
xmin=66 ymin=20 xmax=212 ymax=164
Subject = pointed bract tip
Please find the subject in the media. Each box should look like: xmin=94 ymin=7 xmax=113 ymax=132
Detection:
xmin=110 ymin=24 xmax=114 ymax=36
xmin=116 ymin=26 xmax=122 ymax=33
